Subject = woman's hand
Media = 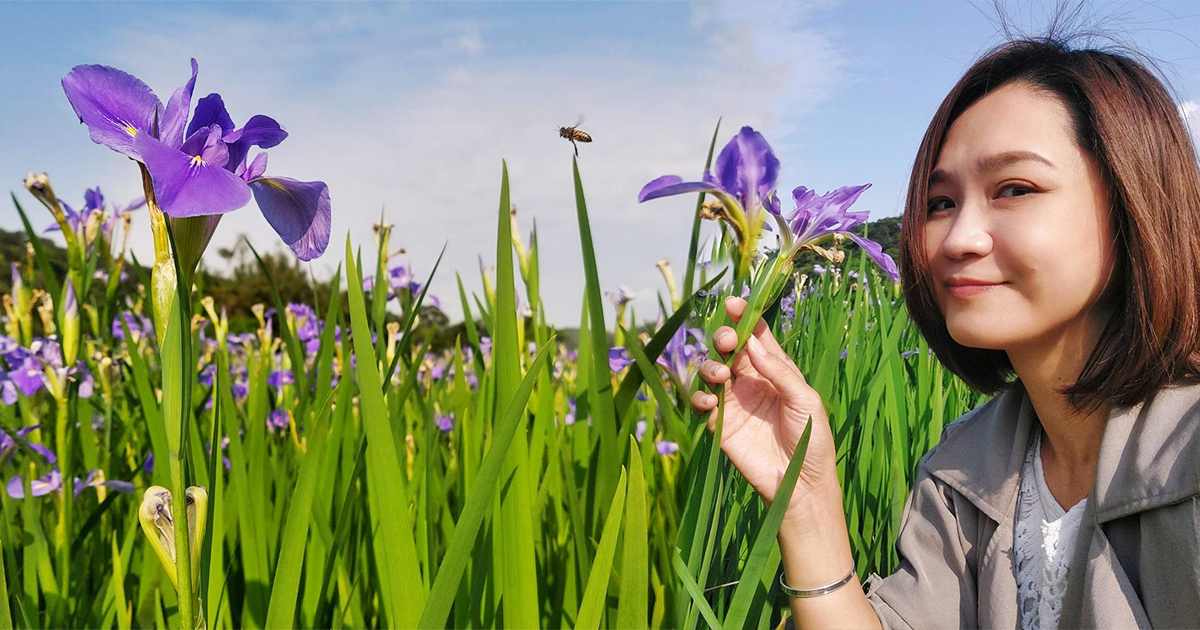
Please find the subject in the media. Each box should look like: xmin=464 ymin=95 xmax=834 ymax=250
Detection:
xmin=691 ymin=296 xmax=842 ymax=521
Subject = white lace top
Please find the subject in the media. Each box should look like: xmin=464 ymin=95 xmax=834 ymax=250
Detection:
xmin=1014 ymin=429 xmax=1088 ymax=630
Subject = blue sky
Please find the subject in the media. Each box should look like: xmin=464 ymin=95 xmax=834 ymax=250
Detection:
xmin=2 ymin=1 xmax=1198 ymax=326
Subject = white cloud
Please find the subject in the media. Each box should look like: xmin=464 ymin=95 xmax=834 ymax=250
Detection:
xmin=25 ymin=1 xmax=850 ymax=328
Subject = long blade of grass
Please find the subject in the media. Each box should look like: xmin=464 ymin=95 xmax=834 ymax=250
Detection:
xmin=574 ymin=468 xmax=628 ymax=630
xmin=616 ymin=436 xmax=648 ymax=629
xmin=343 ymin=233 xmax=425 ymax=626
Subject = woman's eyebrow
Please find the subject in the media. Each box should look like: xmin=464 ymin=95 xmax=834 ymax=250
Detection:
xmin=928 ymin=150 xmax=1057 ymax=187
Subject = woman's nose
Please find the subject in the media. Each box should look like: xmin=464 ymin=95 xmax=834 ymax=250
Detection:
xmin=938 ymin=204 xmax=993 ymax=260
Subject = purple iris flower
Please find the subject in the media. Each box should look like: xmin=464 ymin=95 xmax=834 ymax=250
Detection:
xmin=656 ymin=440 xmax=680 ymax=456
xmin=0 ymin=426 xmax=56 ymax=465
xmin=435 ymin=412 xmax=455 ymax=433
xmin=0 ymin=375 xmax=16 ymax=406
xmin=45 ymin=186 xmax=104 ymax=235
xmin=774 ymin=184 xmax=899 ymax=281
xmin=639 ymin=126 xmax=780 ymax=242
xmin=635 ymin=420 xmax=647 ymax=442
xmin=564 ymin=397 xmax=577 ymax=426
xmin=607 ymin=286 xmax=636 ymax=310
xmin=61 ymin=60 xmax=331 ymax=260
xmin=6 ymin=469 xmax=62 ymax=499
xmin=267 ymin=409 xmax=290 ymax=432
xmin=655 ymin=325 xmax=708 ymax=392
xmin=609 ymin=347 xmax=634 ymax=373
xmin=198 ymin=363 xmax=217 ymax=387
xmin=267 ymin=369 xmax=295 ymax=391
xmin=6 ymin=357 xmax=44 ymax=398
xmin=6 ymin=468 xmax=133 ymax=499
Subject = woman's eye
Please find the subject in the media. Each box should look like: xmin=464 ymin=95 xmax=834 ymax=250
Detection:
xmin=998 ymin=184 xmax=1032 ymax=198
xmin=927 ymin=198 xmax=953 ymax=214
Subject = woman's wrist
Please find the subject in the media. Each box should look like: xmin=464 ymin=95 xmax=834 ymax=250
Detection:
xmin=776 ymin=482 xmax=856 ymax=589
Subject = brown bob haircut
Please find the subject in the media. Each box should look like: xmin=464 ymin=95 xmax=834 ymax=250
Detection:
xmin=899 ymin=35 xmax=1200 ymax=413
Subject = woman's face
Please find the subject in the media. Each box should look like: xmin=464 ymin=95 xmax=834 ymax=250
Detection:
xmin=923 ymin=81 xmax=1116 ymax=352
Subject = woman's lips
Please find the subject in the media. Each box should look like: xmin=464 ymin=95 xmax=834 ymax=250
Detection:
xmin=946 ymin=282 xmax=1005 ymax=298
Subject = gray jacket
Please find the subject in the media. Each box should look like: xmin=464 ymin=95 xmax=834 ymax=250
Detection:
xmin=862 ymin=379 xmax=1200 ymax=629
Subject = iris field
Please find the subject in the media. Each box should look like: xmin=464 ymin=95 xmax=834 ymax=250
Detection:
xmin=0 ymin=59 xmax=987 ymax=629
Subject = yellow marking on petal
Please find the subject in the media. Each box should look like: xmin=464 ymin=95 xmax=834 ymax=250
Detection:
xmin=190 ymin=155 xmax=205 ymax=166
xmin=125 ymin=125 xmax=138 ymax=137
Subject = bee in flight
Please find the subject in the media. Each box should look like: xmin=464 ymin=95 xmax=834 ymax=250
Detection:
xmin=558 ymin=117 xmax=592 ymax=157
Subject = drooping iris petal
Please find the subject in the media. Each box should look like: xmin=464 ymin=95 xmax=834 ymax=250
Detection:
xmin=187 ymin=94 xmax=236 ymax=137
xmin=713 ymin=126 xmax=779 ymax=216
xmin=226 ymin=115 xmax=287 ymax=168
xmin=61 ymin=64 xmax=162 ymax=159
xmin=135 ymin=128 xmax=252 ymax=218
xmin=6 ymin=468 xmax=62 ymax=499
xmin=846 ymin=233 xmax=899 ymax=281
xmin=160 ymin=59 xmax=199 ymax=149
xmin=248 ymin=177 xmax=331 ymax=261
xmin=637 ymin=175 xmax=717 ymax=203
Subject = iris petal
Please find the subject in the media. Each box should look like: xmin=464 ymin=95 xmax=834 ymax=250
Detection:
xmin=846 ymin=233 xmax=899 ymax=281
xmin=187 ymin=94 xmax=235 ymax=138
xmin=135 ymin=132 xmax=252 ymax=218
xmin=227 ymin=115 xmax=287 ymax=170
xmin=161 ymin=59 xmax=199 ymax=149
xmin=713 ymin=126 xmax=779 ymax=214
xmin=637 ymin=175 xmax=717 ymax=203
xmin=248 ymin=177 xmax=331 ymax=260
xmin=61 ymin=64 xmax=163 ymax=159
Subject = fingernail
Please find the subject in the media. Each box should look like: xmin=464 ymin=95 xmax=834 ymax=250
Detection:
xmin=747 ymin=335 xmax=763 ymax=355
xmin=706 ymin=394 xmax=717 ymax=405
xmin=717 ymin=330 xmax=734 ymax=346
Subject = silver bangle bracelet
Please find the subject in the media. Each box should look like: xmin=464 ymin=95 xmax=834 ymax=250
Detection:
xmin=779 ymin=569 xmax=856 ymax=598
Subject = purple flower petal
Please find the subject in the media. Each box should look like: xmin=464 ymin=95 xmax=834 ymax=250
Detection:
xmin=846 ymin=233 xmax=899 ymax=281
xmin=6 ymin=468 xmax=62 ymax=499
xmin=713 ymin=126 xmax=779 ymax=215
xmin=226 ymin=115 xmax=287 ymax=169
xmin=135 ymin=129 xmax=252 ymax=218
xmin=237 ymin=152 xmax=268 ymax=182
xmin=637 ymin=175 xmax=717 ymax=203
xmin=609 ymin=347 xmax=634 ymax=372
xmin=160 ymin=59 xmax=199 ymax=149
xmin=248 ymin=177 xmax=331 ymax=261
xmin=61 ymin=64 xmax=162 ymax=159
xmin=187 ymin=94 xmax=236 ymax=137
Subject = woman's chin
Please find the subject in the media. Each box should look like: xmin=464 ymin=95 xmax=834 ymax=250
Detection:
xmin=945 ymin=322 xmax=1013 ymax=351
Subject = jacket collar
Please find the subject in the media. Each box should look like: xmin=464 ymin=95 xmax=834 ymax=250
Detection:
xmin=925 ymin=378 xmax=1200 ymax=525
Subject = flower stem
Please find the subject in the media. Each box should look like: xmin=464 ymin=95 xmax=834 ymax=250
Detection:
xmin=168 ymin=456 xmax=194 ymax=629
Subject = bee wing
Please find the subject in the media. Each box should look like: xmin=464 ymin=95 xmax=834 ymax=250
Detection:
xmin=574 ymin=115 xmax=585 ymax=128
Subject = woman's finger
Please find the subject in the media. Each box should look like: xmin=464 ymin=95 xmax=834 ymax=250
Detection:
xmin=745 ymin=334 xmax=812 ymax=406
xmin=691 ymin=390 xmax=718 ymax=414
xmin=697 ymin=359 xmax=731 ymax=386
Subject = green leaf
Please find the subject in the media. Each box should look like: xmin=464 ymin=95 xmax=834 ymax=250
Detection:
xmin=616 ymin=437 xmax=648 ymax=629
xmin=671 ymin=549 xmax=723 ymax=630
xmin=574 ymin=468 xmax=627 ymax=630
xmin=571 ymin=155 xmax=620 ymax=507
xmin=343 ymin=233 xmax=425 ymax=626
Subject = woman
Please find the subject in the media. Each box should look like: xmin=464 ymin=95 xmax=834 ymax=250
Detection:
xmin=691 ymin=37 xmax=1200 ymax=629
